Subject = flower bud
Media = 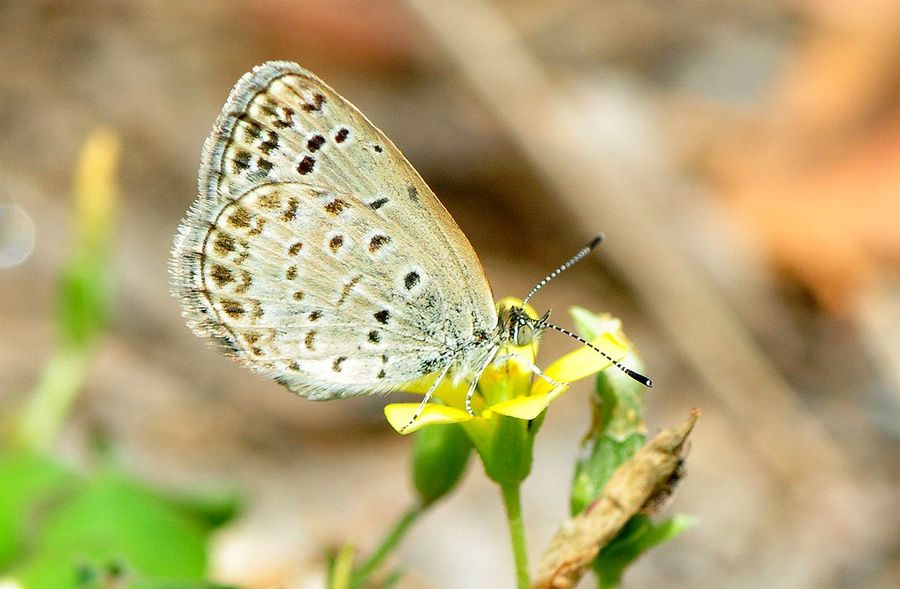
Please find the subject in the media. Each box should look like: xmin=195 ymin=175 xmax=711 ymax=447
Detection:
xmin=411 ymin=423 xmax=472 ymax=506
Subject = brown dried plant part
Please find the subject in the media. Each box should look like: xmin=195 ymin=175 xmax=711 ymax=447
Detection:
xmin=533 ymin=410 xmax=700 ymax=589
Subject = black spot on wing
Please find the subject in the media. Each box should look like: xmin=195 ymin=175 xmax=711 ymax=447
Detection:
xmin=307 ymin=134 xmax=325 ymax=152
xmin=297 ymin=155 xmax=315 ymax=175
xmin=369 ymin=197 xmax=389 ymax=210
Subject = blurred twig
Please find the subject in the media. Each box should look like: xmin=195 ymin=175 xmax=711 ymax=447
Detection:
xmin=404 ymin=0 xmax=848 ymax=480
xmin=858 ymin=280 xmax=900 ymax=423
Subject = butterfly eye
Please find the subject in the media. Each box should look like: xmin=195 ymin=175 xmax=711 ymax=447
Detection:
xmin=514 ymin=322 xmax=533 ymax=347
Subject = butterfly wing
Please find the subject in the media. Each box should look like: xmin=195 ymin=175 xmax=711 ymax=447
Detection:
xmin=171 ymin=61 xmax=497 ymax=399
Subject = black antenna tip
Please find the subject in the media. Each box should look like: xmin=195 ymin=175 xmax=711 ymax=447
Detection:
xmin=589 ymin=234 xmax=605 ymax=250
xmin=625 ymin=368 xmax=653 ymax=388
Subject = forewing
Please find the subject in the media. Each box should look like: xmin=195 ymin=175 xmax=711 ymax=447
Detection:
xmin=171 ymin=61 xmax=497 ymax=399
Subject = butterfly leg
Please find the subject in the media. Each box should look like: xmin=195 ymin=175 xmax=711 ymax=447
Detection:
xmin=491 ymin=352 xmax=518 ymax=365
xmin=528 ymin=361 xmax=568 ymax=395
xmin=491 ymin=351 xmax=567 ymax=392
xmin=399 ymin=359 xmax=456 ymax=433
xmin=463 ymin=346 xmax=500 ymax=416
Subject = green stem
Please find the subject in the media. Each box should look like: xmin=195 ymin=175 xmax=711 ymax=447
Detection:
xmin=350 ymin=503 xmax=423 ymax=587
xmin=17 ymin=346 xmax=89 ymax=451
xmin=501 ymin=482 xmax=530 ymax=589
xmin=331 ymin=544 xmax=355 ymax=589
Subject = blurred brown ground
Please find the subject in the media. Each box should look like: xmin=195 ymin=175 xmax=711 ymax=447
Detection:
xmin=1 ymin=1 xmax=899 ymax=587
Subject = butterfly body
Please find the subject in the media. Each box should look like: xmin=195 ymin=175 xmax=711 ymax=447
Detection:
xmin=171 ymin=61 xmax=503 ymax=400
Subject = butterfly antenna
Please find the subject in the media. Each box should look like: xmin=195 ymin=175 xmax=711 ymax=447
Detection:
xmin=522 ymin=234 xmax=604 ymax=306
xmin=541 ymin=321 xmax=653 ymax=387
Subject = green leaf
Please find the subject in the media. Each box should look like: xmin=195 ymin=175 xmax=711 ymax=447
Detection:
xmin=164 ymin=487 xmax=242 ymax=531
xmin=9 ymin=472 xmax=214 ymax=588
xmin=412 ymin=423 xmax=472 ymax=506
xmin=0 ymin=452 xmax=78 ymax=567
xmin=593 ymin=514 xmax=696 ymax=589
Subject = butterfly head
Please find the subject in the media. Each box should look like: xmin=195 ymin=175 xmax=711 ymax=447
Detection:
xmin=498 ymin=304 xmax=549 ymax=348
xmin=499 ymin=235 xmax=653 ymax=389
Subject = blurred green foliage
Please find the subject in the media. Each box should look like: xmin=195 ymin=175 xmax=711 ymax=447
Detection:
xmin=1 ymin=455 xmax=237 ymax=588
xmin=0 ymin=453 xmax=76 ymax=568
xmin=1 ymin=130 xmax=239 ymax=589
xmin=17 ymin=130 xmax=118 ymax=451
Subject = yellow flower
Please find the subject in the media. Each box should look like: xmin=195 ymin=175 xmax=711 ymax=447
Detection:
xmin=384 ymin=298 xmax=632 ymax=435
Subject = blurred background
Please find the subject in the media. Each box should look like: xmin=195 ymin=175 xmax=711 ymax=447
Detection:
xmin=1 ymin=0 xmax=899 ymax=587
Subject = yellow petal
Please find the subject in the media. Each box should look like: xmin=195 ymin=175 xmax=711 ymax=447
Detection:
xmin=478 ymin=346 xmax=532 ymax=393
xmin=488 ymin=384 xmax=569 ymax=420
xmin=395 ymin=371 xmax=482 ymax=411
xmin=384 ymin=403 xmax=473 ymax=434
xmin=531 ymin=332 xmax=630 ymax=396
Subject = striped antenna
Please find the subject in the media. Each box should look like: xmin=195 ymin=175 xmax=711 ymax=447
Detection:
xmin=542 ymin=322 xmax=653 ymax=387
xmin=522 ymin=234 xmax=604 ymax=306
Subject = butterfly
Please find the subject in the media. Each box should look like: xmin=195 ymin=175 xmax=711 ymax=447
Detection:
xmin=170 ymin=61 xmax=650 ymax=428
